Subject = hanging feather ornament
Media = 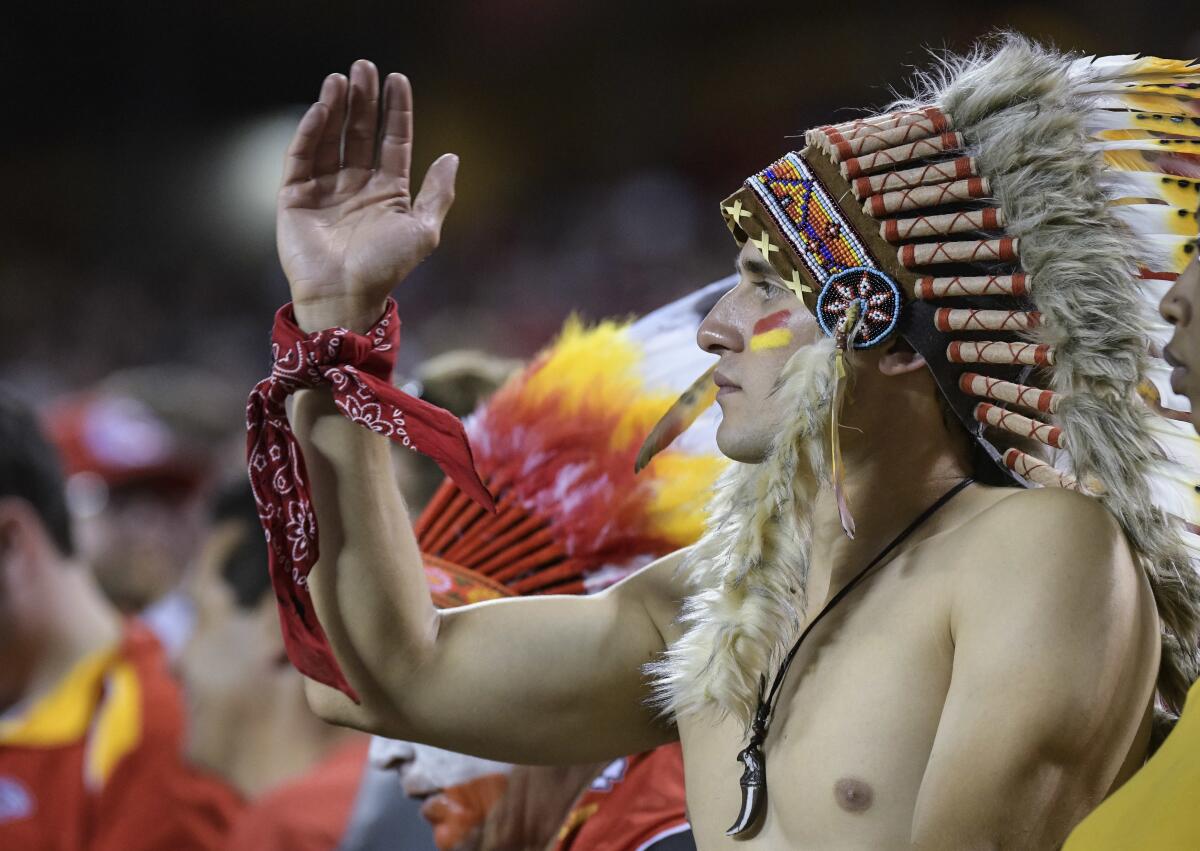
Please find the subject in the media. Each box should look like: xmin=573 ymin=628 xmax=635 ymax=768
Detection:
xmin=830 ymin=301 xmax=862 ymax=539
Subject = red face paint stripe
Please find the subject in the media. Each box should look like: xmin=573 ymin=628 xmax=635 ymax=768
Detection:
xmin=753 ymin=310 xmax=792 ymax=335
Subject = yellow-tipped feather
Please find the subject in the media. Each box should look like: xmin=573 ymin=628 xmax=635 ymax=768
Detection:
xmin=1101 ymin=170 xmax=1200 ymax=207
xmin=1110 ymin=203 xmax=1200 ymax=237
xmin=1082 ymin=55 xmax=1200 ymax=79
xmin=1103 ymin=147 xmax=1200 ymax=175
xmin=1091 ymin=111 xmax=1200 ymax=141
xmin=635 ymin=365 xmax=719 ymax=473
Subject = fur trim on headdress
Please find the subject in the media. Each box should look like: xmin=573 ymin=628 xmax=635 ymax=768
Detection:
xmin=892 ymin=33 xmax=1200 ymax=716
xmin=645 ymin=337 xmax=839 ymax=723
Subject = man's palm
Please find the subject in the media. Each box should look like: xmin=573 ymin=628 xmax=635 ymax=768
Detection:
xmin=277 ymin=61 xmax=458 ymax=332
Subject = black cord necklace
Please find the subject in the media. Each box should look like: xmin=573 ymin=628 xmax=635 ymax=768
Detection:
xmin=726 ymin=477 xmax=975 ymax=837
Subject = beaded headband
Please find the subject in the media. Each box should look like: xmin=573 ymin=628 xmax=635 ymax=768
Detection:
xmin=727 ymin=152 xmax=902 ymax=349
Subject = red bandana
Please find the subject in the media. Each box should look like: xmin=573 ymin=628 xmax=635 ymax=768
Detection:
xmin=246 ymin=300 xmax=494 ymax=701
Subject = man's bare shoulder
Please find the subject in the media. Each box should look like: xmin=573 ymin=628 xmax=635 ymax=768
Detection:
xmin=605 ymin=547 xmax=690 ymax=639
xmin=973 ymin=482 xmax=1117 ymax=523
xmin=946 ymin=484 xmax=1142 ymax=620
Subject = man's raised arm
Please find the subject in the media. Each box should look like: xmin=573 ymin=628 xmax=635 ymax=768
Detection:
xmin=272 ymin=60 xmax=676 ymax=764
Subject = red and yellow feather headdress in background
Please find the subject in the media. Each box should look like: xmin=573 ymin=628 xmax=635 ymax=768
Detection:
xmin=417 ymin=281 xmax=731 ymax=606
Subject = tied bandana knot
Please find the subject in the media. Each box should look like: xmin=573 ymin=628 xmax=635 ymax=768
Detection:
xmin=246 ymin=299 xmax=495 ymax=701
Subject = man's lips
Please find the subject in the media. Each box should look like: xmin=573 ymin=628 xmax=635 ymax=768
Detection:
xmin=714 ymin=371 xmax=740 ymax=396
xmin=419 ymin=793 xmax=451 ymax=823
xmin=1165 ymin=344 xmax=1188 ymax=394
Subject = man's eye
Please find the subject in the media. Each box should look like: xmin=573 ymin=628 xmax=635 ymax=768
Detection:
xmin=754 ymin=281 xmax=777 ymax=300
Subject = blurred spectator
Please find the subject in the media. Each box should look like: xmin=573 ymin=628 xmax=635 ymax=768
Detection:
xmin=367 ymin=740 xmax=516 ymax=850
xmin=541 ymin=746 xmax=692 ymax=851
xmin=178 ymin=483 xmax=360 ymax=797
xmin=368 ymin=739 xmax=693 ymax=851
xmin=43 ymin=379 xmax=220 ymax=615
xmin=415 ymin=350 xmax=523 ymax=420
xmin=394 ymin=350 xmax=522 ymax=512
xmin=43 ymin=366 xmax=244 ymax=667
xmin=180 ymin=481 xmax=435 ymax=850
xmin=0 ymin=390 xmax=242 ymax=851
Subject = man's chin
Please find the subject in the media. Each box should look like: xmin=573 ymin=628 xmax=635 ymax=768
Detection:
xmin=715 ymin=422 xmax=770 ymax=464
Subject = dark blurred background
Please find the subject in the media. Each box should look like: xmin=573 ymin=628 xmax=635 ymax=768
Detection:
xmin=3 ymin=0 xmax=1199 ymax=396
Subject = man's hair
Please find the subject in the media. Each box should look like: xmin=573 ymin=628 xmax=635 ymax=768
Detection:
xmin=211 ymin=482 xmax=271 ymax=610
xmin=0 ymin=390 xmax=74 ymax=556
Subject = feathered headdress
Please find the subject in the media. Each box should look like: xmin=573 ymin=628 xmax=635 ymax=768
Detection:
xmin=644 ymin=35 xmax=1200 ymax=724
xmin=417 ymin=280 xmax=730 ymax=607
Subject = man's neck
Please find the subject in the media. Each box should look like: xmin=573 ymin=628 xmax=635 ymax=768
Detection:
xmin=806 ymin=419 xmax=973 ymax=608
xmin=4 ymin=561 xmax=121 ymax=714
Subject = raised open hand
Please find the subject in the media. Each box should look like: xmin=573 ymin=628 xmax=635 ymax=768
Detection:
xmin=277 ymin=60 xmax=458 ymax=333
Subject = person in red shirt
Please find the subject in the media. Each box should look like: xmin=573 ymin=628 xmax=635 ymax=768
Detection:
xmin=178 ymin=482 xmax=388 ymax=851
xmin=551 ymin=744 xmax=692 ymax=851
xmin=222 ymin=736 xmax=372 ymax=851
xmin=0 ymin=391 xmax=242 ymax=851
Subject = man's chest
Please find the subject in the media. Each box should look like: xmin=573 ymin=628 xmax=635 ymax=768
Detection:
xmin=676 ymin=570 xmax=955 ymax=848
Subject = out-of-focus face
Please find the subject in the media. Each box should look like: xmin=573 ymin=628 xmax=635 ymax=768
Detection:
xmin=696 ymin=241 xmax=821 ymax=462
xmin=1161 ymin=243 xmax=1200 ymax=434
xmin=369 ymin=738 xmax=512 ymax=851
xmin=177 ymin=518 xmax=295 ymax=789
xmin=0 ymin=501 xmax=51 ymax=712
xmin=76 ymin=486 xmax=205 ymax=613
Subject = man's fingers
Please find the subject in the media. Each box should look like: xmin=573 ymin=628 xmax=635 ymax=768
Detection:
xmin=281 ymin=102 xmax=330 ymax=187
xmin=343 ymin=59 xmax=380 ymax=171
xmin=377 ymin=73 xmax=413 ymax=186
xmin=314 ymin=73 xmax=348 ymax=175
xmin=413 ymin=153 xmax=460 ymax=231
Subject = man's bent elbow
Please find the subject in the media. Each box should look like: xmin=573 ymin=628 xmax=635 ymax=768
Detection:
xmin=304 ymin=677 xmax=390 ymax=733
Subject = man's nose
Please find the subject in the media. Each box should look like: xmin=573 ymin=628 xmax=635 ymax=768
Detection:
xmin=369 ymin=737 xmax=415 ymax=771
xmin=1160 ymin=283 xmax=1192 ymax=328
xmin=696 ymin=295 xmax=744 ymax=355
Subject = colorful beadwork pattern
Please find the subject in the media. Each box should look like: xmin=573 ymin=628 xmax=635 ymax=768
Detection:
xmin=746 ymin=153 xmax=877 ymax=287
xmin=816 ymin=267 xmax=902 ymax=348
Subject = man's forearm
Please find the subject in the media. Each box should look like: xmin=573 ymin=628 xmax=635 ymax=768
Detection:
xmin=285 ymin=377 xmax=678 ymax=763
xmin=290 ymin=386 xmax=439 ymax=717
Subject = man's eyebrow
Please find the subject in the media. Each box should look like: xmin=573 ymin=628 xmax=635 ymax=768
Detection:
xmin=736 ymin=257 xmax=777 ymax=278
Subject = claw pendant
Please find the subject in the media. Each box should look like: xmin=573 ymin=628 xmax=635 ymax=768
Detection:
xmin=726 ymin=739 xmax=766 ymax=836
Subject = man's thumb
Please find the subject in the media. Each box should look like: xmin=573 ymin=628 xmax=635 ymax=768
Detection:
xmin=413 ymin=153 xmax=459 ymax=229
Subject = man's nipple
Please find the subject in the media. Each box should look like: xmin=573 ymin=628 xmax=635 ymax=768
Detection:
xmin=834 ymin=777 xmax=874 ymax=814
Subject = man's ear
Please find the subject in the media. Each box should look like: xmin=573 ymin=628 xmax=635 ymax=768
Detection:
xmin=0 ymin=498 xmax=46 ymax=563
xmin=0 ymin=498 xmax=51 ymax=600
xmin=877 ymin=340 xmax=927 ymax=377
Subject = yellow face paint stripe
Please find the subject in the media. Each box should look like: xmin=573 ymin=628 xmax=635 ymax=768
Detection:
xmin=750 ymin=328 xmax=793 ymax=351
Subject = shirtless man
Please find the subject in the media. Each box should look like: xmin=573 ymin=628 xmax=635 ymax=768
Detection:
xmin=264 ymin=39 xmax=1196 ymax=849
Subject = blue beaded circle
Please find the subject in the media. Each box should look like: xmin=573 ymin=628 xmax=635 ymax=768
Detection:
xmin=815 ymin=266 xmax=903 ymax=349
